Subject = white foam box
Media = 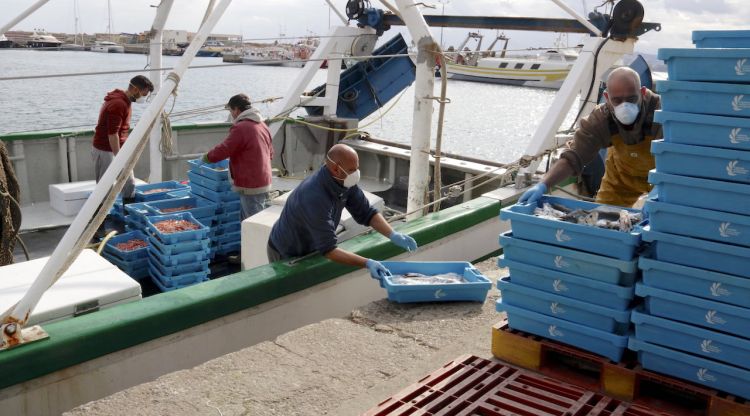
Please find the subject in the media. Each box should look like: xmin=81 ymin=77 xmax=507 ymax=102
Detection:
xmin=49 ymin=179 xmax=146 ymax=216
xmin=0 ymin=249 xmax=142 ymax=326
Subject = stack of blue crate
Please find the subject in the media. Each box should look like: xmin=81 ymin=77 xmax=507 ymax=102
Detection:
xmin=146 ymin=212 xmax=211 ymax=292
xmin=186 ymin=159 xmax=241 ymax=257
xmin=108 ymin=181 xmax=190 ymax=233
xmin=497 ymin=196 xmax=641 ymax=362
xmin=101 ymin=230 xmax=150 ymax=280
xmin=629 ymin=30 xmax=750 ymax=400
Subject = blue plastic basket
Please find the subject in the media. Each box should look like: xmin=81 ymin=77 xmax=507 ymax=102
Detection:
xmin=499 ymin=232 xmax=638 ymax=286
xmin=213 ymin=230 xmax=240 ymax=245
xmin=124 ymin=202 xmax=154 ymax=219
xmin=658 ymin=48 xmax=750 ymax=84
xmin=652 ymin=140 xmax=750 ymax=185
xmin=102 ymin=253 xmax=150 ymax=280
xmin=148 ymin=233 xmax=210 ymax=255
xmin=149 ymin=267 xmax=209 ymax=292
xmin=498 ymin=301 xmax=628 ymax=362
xmin=499 ymin=196 xmax=642 ymax=260
xmin=628 ymin=338 xmax=750 ymax=400
xmin=632 ymin=309 xmax=750 ymax=370
xmin=649 ymin=170 xmax=750 ymax=216
xmin=214 ymin=199 xmax=241 ymax=214
xmin=642 ymin=228 xmax=750 ymax=279
xmin=215 ymin=241 xmax=241 ymax=255
xmin=103 ymin=230 xmax=150 ymax=261
xmin=639 ymin=257 xmax=750 ymax=309
xmin=214 ymin=221 xmax=241 ymax=236
xmin=166 ymin=189 xmax=191 ymax=199
xmin=189 ymin=182 xmax=239 ymax=203
xmin=146 ymin=212 xmax=210 ymax=244
xmin=498 ymin=278 xmax=631 ymax=335
xmin=134 ymin=181 xmax=190 ymax=202
xmin=693 ymin=30 xmax=750 ymax=48
xmin=187 ymin=171 xmax=233 ymax=192
xmin=145 ymin=196 xmax=218 ymax=219
xmin=187 ymin=158 xmax=230 ymax=181
xmin=655 ymin=111 xmax=750 ymax=151
xmin=379 ymin=261 xmax=491 ymax=303
xmin=149 ymin=242 xmax=210 ymax=266
xmin=646 ymin=199 xmax=750 ymax=247
xmin=148 ymin=252 xmax=210 ymax=276
xmin=215 ymin=209 xmax=241 ymax=223
xmin=500 ymin=259 xmax=635 ymax=310
xmin=656 ymin=80 xmax=750 ymax=118
xmin=636 ymin=283 xmax=750 ymax=339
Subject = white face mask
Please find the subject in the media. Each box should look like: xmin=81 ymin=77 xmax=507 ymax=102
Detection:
xmin=328 ymin=156 xmax=361 ymax=188
xmin=613 ymin=102 xmax=640 ymax=125
xmin=135 ymin=96 xmax=146 ymax=104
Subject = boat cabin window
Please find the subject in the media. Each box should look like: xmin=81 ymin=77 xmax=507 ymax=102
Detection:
xmin=530 ymin=64 xmax=541 ymax=70
xmin=514 ymin=63 xmax=524 ymax=69
xmin=498 ymin=62 xmax=508 ymax=69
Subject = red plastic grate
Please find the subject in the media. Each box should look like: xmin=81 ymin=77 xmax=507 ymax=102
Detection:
xmin=364 ymin=355 xmax=672 ymax=416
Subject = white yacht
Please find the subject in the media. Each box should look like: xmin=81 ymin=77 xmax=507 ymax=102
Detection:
xmin=27 ymin=31 xmax=62 ymax=49
xmin=90 ymin=41 xmax=125 ymax=53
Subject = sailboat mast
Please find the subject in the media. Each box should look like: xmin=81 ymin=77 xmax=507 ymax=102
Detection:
xmin=107 ymin=0 xmax=112 ymax=42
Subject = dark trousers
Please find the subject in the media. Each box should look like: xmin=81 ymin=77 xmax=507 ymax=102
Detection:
xmin=266 ymin=239 xmax=283 ymax=263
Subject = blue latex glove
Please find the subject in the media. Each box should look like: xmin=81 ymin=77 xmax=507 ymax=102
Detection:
xmin=519 ymin=183 xmax=547 ymax=205
xmin=365 ymin=259 xmax=390 ymax=280
xmin=390 ymin=231 xmax=418 ymax=252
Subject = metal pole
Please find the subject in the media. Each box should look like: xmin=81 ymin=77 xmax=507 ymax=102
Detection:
xmin=2 ymin=0 xmax=235 ymax=330
xmin=549 ymin=0 xmax=602 ymax=37
xmin=395 ymin=0 xmax=437 ymax=221
xmin=0 ymin=0 xmax=51 ymax=36
xmin=148 ymin=0 xmax=174 ymax=183
xmin=324 ymin=0 xmax=348 ymax=26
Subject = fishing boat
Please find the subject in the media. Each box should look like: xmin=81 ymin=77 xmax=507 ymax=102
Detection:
xmin=90 ymin=40 xmax=124 ymax=53
xmin=196 ymin=40 xmax=226 ymax=57
xmin=0 ymin=0 xmax=662 ymax=414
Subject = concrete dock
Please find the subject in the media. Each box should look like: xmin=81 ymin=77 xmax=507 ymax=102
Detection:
xmin=65 ymin=258 xmax=506 ymax=416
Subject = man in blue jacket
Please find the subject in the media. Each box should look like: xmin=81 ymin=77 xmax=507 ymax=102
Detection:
xmin=268 ymin=144 xmax=417 ymax=279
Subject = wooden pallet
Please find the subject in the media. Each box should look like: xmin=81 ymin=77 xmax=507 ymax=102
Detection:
xmin=491 ymin=321 xmax=750 ymax=416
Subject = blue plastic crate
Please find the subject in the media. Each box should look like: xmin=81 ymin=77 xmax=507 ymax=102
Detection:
xmin=189 ymin=182 xmax=239 ymax=203
xmin=148 ymin=234 xmax=211 ymax=256
xmin=145 ymin=196 xmax=218 ymax=219
xmin=149 ymin=242 xmax=210 ymax=266
xmin=102 ymin=252 xmax=150 ymax=279
xmin=628 ymin=338 xmax=750 ymax=400
xmin=658 ymin=48 xmax=750 ymax=84
xmin=649 ymin=171 xmax=750 ymax=216
xmin=166 ymin=189 xmax=192 ymax=199
xmin=214 ymin=199 xmax=241 ymax=214
xmin=640 ymin=257 xmax=750 ymax=309
xmin=499 ymin=196 xmax=642 ymax=260
xmin=655 ymin=111 xmax=750 ymax=151
xmin=187 ymin=158 xmax=230 ymax=181
xmin=632 ymin=309 xmax=750 ymax=370
xmin=498 ymin=278 xmax=631 ymax=334
xmin=656 ymin=80 xmax=750 ymax=118
xmin=215 ymin=209 xmax=241 ymax=223
xmin=642 ymin=228 xmax=750 ymax=279
xmin=646 ymin=200 xmax=750 ymax=248
xmin=379 ymin=261 xmax=491 ymax=303
xmin=102 ymin=230 xmax=150 ymax=261
xmin=652 ymin=140 xmax=750 ymax=185
xmin=149 ymin=266 xmax=209 ymax=292
xmin=148 ymin=252 xmax=210 ymax=276
xmin=213 ymin=231 xmax=240 ymax=245
xmin=499 ymin=232 xmax=637 ymax=286
xmin=134 ymin=181 xmax=190 ymax=202
xmin=215 ymin=241 xmax=240 ymax=255
xmin=500 ymin=259 xmax=635 ymax=310
xmin=146 ymin=212 xmax=210 ymax=244
xmin=636 ymin=283 xmax=750 ymax=339
xmin=498 ymin=301 xmax=628 ymax=362
xmin=187 ymin=170 xmax=233 ymax=192
xmin=215 ymin=221 xmax=241 ymax=235
xmin=693 ymin=30 xmax=750 ymax=48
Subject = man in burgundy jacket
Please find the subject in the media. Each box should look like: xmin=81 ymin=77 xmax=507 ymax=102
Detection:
xmin=202 ymin=94 xmax=274 ymax=220
xmin=92 ymin=75 xmax=153 ymax=202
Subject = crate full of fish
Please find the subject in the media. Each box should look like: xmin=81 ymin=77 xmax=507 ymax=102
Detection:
xmin=497 ymin=278 xmax=631 ymax=335
xmin=499 ymin=259 xmax=635 ymax=310
xmin=497 ymin=301 xmax=628 ymax=362
xmin=499 ymin=196 xmax=643 ymax=260
xmin=187 ymin=158 xmax=230 ymax=181
xmin=187 ymin=171 xmax=233 ymax=192
xmin=134 ymin=181 xmax=190 ymax=202
xmin=378 ymin=261 xmax=491 ymax=303
xmin=649 ymin=171 xmax=750 ymax=217
xmin=628 ymin=338 xmax=750 ymax=400
xmin=146 ymin=212 xmax=210 ymax=244
xmin=499 ymin=232 xmax=638 ymax=286
xmin=639 ymin=257 xmax=750 ymax=309
xmin=645 ymin=199 xmax=750 ymax=248
xmin=693 ymin=30 xmax=750 ymax=49
xmin=636 ymin=283 xmax=750 ymax=339
xmin=652 ymin=140 xmax=750 ymax=185
xmin=655 ymin=111 xmax=750 ymax=152
xmin=642 ymin=227 xmax=750 ymax=279
xmin=145 ymin=196 xmax=217 ymax=222
xmin=658 ymin=48 xmax=750 ymax=84
xmin=103 ymin=230 xmax=150 ymax=261
xmin=656 ymin=80 xmax=750 ymax=118
xmin=632 ymin=309 xmax=750 ymax=370
xmin=189 ymin=182 xmax=240 ymax=203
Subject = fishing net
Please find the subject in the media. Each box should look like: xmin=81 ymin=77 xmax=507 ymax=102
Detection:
xmin=0 ymin=141 xmax=21 ymax=266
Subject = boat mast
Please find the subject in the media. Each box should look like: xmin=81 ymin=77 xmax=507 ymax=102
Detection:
xmin=0 ymin=0 xmax=52 ymax=38
xmin=148 ymin=0 xmax=175 ymax=183
xmin=107 ymin=0 xmax=113 ymax=42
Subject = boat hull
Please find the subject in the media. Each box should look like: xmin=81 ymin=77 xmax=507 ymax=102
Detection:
xmin=91 ymin=45 xmax=125 ymax=53
xmin=446 ymin=63 xmax=569 ymax=89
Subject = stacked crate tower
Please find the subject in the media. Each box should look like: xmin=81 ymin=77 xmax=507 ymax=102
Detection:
xmin=497 ymin=196 xmax=641 ymax=363
xmin=629 ymin=30 xmax=750 ymax=400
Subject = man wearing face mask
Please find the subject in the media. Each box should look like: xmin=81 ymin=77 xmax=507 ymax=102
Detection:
xmin=520 ymin=66 xmax=662 ymax=207
xmin=92 ymin=75 xmax=154 ymax=203
xmin=267 ymin=144 xmax=418 ymax=280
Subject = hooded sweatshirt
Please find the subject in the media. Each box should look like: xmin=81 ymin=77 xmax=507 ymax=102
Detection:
xmin=206 ymin=108 xmax=274 ymax=194
xmin=93 ymin=89 xmax=132 ymax=152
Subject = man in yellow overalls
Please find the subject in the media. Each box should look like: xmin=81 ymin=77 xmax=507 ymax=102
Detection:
xmin=520 ymin=66 xmax=662 ymax=207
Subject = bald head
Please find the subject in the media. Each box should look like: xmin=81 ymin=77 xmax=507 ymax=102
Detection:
xmin=607 ymin=67 xmax=641 ymax=91
xmin=604 ymin=66 xmax=646 ymax=114
xmin=326 ymin=144 xmax=359 ymax=181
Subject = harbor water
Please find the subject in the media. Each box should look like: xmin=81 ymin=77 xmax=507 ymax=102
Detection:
xmin=0 ymin=50 xmax=578 ymax=163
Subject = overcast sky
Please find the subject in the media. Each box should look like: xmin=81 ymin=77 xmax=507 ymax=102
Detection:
xmin=3 ymin=0 xmax=749 ymax=54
